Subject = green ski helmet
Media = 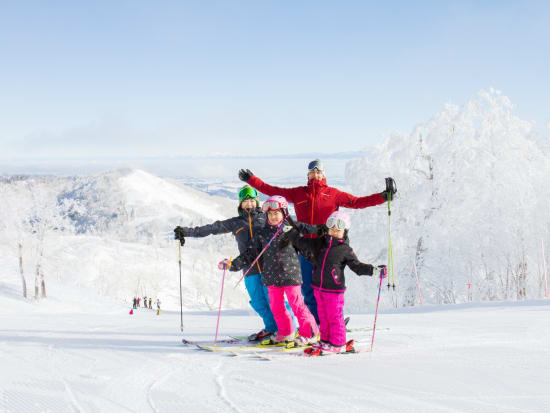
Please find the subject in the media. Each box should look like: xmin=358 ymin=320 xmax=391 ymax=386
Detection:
xmin=238 ymin=185 xmax=260 ymax=214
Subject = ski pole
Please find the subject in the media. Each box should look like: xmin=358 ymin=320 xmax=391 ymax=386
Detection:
xmin=234 ymin=222 xmax=284 ymax=288
xmin=370 ymin=266 xmax=387 ymax=353
xmin=214 ymin=258 xmax=231 ymax=346
xmin=178 ymin=240 xmax=184 ymax=332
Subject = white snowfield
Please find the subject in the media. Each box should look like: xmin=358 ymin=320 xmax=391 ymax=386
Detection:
xmin=1 ymin=279 xmax=549 ymax=413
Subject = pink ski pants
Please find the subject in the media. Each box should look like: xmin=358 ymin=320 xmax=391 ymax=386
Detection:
xmin=314 ymin=289 xmax=346 ymax=346
xmin=267 ymin=285 xmax=319 ymax=338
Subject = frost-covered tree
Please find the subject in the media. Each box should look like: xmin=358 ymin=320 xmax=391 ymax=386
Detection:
xmin=345 ymin=89 xmax=550 ymax=310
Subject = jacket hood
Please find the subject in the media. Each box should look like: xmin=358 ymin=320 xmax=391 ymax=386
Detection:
xmin=307 ymin=177 xmax=328 ymax=190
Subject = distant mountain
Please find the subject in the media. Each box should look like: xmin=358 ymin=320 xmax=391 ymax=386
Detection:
xmin=0 ymin=169 xmax=246 ymax=311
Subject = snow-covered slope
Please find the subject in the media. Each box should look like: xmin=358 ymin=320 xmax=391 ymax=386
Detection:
xmin=0 ymin=169 xmax=248 ymax=311
xmin=1 ymin=284 xmax=549 ymax=413
xmin=346 ymin=89 xmax=550 ymax=310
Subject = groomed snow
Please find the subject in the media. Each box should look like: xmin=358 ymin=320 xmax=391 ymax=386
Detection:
xmin=1 ymin=278 xmax=549 ymax=413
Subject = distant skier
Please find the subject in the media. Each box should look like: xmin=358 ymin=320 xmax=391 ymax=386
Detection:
xmin=220 ymin=196 xmax=319 ymax=347
xmin=238 ymin=159 xmax=396 ymax=323
xmin=174 ymin=186 xmax=312 ymax=341
xmin=149 ymin=297 xmax=152 ymax=309
xmin=156 ymin=299 xmax=161 ymax=315
xmin=137 ymin=297 xmax=141 ymax=307
xmin=287 ymin=210 xmax=387 ymax=355
xmin=143 ymin=296 xmax=147 ymax=308
xmin=132 ymin=297 xmax=137 ymax=309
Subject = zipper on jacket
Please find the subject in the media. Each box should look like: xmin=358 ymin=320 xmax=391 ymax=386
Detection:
xmin=247 ymin=211 xmax=261 ymax=273
xmin=310 ymin=186 xmax=316 ymax=224
xmin=319 ymin=237 xmax=333 ymax=289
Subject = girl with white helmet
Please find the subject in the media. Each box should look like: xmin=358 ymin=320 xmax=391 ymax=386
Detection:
xmin=287 ymin=210 xmax=387 ymax=355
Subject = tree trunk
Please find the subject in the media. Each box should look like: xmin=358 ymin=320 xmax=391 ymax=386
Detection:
xmin=18 ymin=243 xmax=27 ymax=298
xmin=35 ymin=263 xmax=40 ymax=299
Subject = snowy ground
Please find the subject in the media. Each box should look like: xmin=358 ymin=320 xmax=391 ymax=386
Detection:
xmin=1 ymin=278 xmax=549 ymax=413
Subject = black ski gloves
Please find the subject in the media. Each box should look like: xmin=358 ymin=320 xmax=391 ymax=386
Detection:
xmin=316 ymin=224 xmax=328 ymax=236
xmin=238 ymin=169 xmax=253 ymax=182
xmin=285 ymin=215 xmax=299 ymax=231
xmin=174 ymin=226 xmax=186 ymax=245
xmin=382 ymin=177 xmax=397 ymax=201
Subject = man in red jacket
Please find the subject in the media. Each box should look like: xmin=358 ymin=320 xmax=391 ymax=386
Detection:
xmin=239 ymin=159 xmax=396 ymax=323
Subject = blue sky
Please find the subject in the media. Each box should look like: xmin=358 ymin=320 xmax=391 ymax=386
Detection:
xmin=1 ymin=0 xmax=549 ymax=159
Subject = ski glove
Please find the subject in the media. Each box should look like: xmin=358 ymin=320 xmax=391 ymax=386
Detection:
xmin=316 ymin=224 xmax=328 ymax=236
xmin=382 ymin=177 xmax=397 ymax=201
xmin=285 ymin=215 xmax=299 ymax=230
xmin=218 ymin=258 xmax=232 ymax=270
xmin=372 ymin=265 xmax=387 ymax=279
xmin=174 ymin=226 xmax=186 ymax=244
xmin=238 ymin=169 xmax=253 ymax=182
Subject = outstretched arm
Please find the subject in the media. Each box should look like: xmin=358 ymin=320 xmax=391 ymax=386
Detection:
xmin=180 ymin=217 xmax=239 ymax=238
xmin=243 ymin=173 xmax=301 ymax=203
xmin=335 ymin=189 xmax=386 ymax=210
xmin=345 ymin=248 xmax=374 ymax=276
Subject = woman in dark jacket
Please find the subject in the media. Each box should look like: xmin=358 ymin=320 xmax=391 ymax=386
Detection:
xmin=174 ymin=185 xmax=276 ymax=341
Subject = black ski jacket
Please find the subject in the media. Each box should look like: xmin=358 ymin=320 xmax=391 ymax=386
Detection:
xmin=230 ymin=219 xmax=314 ymax=287
xmin=182 ymin=208 xmax=266 ymax=275
xmin=288 ymin=230 xmax=373 ymax=292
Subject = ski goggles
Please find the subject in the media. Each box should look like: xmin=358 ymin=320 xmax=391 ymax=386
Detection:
xmin=326 ymin=217 xmax=349 ymax=230
xmin=262 ymin=200 xmax=285 ymax=212
xmin=307 ymin=159 xmax=324 ymax=172
xmin=238 ymin=186 xmax=258 ymax=201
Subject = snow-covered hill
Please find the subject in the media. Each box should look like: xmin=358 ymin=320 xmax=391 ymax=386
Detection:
xmin=346 ymin=89 xmax=550 ymax=310
xmin=0 ymin=169 xmax=248 ymax=311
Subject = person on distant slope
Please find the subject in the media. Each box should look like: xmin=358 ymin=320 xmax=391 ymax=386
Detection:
xmin=238 ymin=159 xmax=396 ymax=323
xmin=149 ymin=297 xmax=152 ymax=309
xmin=287 ymin=210 xmax=387 ymax=355
xmin=174 ymin=186 xmax=306 ymax=342
xmin=220 ymin=196 xmax=319 ymax=347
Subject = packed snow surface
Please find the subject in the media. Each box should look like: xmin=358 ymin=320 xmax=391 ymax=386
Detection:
xmin=1 ymin=278 xmax=549 ymax=413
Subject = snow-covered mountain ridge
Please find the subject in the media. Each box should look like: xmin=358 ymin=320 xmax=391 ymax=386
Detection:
xmin=0 ymin=169 xmax=247 ymax=311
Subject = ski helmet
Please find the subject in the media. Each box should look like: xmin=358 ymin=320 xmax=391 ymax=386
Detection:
xmin=262 ymin=195 xmax=288 ymax=213
xmin=326 ymin=210 xmax=351 ymax=230
xmin=307 ymin=158 xmax=324 ymax=173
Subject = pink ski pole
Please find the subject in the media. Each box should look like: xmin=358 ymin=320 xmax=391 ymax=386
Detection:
xmin=234 ymin=222 xmax=284 ymax=288
xmin=214 ymin=257 xmax=231 ymax=346
xmin=370 ymin=265 xmax=387 ymax=353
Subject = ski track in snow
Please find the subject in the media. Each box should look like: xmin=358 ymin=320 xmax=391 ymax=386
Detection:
xmin=1 ymin=293 xmax=550 ymax=412
xmin=213 ymin=359 xmax=243 ymax=413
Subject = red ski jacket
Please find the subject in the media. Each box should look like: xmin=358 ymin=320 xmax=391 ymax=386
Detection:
xmin=247 ymin=175 xmax=386 ymax=229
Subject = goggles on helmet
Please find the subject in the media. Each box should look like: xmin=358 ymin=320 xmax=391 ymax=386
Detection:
xmin=307 ymin=159 xmax=324 ymax=172
xmin=238 ymin=186 xmax=258 ymax=201
xmin=326 ymin=217 xmax=348 ymax=230
xmin=262 ymin=200 xmax=285 ymax=213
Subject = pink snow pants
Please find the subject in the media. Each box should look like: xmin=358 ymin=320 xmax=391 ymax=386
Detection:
xmin=314 ymin=289 xmax=346 ymax=346
xmin=267 ymin=285 xmax=319 ymax=338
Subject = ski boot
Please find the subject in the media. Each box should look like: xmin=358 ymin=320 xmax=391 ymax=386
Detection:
xmin=248 ymin=329 xmax=272 ymax=342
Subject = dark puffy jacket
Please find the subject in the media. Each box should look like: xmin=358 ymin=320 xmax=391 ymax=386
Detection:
xmin=230 ymin=219 xmax=304 ymax=287
xmin=247 ymin=175 xmax=386 ymax=229
xmin=289 ymin=230 xmax=373 ymax=292
xmin=182 ymin=208 xmax=265 ymax=275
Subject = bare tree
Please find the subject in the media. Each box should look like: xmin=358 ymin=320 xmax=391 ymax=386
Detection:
xmin=18 ymin=243 xmax=27 ymax=298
